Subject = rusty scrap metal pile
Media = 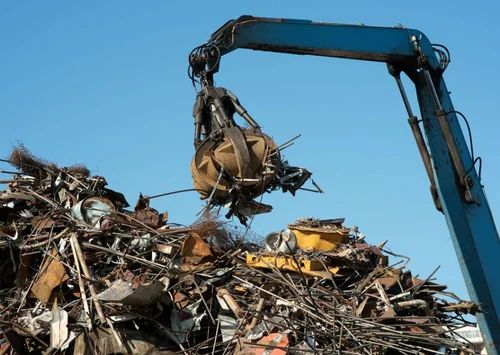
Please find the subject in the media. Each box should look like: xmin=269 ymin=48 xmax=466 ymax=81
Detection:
xmin=0 ymin=147 xmax=478 ymax=354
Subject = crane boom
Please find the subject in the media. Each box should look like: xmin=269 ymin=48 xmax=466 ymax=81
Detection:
xmin=190 ymin=15 xmax=500 ymax=353
xmin=210 ymin=16 xmax=440 ymax=70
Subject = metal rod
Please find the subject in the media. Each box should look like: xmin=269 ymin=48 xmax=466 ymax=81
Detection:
xmin=423 ymin=70 xmax=472 ymax=201
xmin=69 ymin=235 xmax=93 ymax=331
xmin=71 ymin=235 xmax=106 ymax=324
xmin=394 ymin=76 xmax=414 ymax=118
xmin=275 ymin=134 xmax=302 ymax=151
xmin=394 ymin=75 xmax=441 ymax=210
xmin=422 ymin=70 xmax=443 ymax=111
xmin=147 ymin=188 xmax=201 ymax=200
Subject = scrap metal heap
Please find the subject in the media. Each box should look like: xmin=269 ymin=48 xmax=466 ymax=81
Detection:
xmin=0 ymin=148 xmax=480 ymax=354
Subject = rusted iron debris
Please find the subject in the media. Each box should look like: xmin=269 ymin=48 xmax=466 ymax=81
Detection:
xmin=0 ymin=147 xmax=479 ymax=354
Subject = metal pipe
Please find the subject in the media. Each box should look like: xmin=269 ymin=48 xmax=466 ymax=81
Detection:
xmin=394 ymin=76 xmax=441 ymax=210
xmin=394 ymin=76 xmax=414 ymax=117
xmin=422 ymin=70 xmax=443 ymax=111
xmin=217 ymin=288 xmax=244 ymax=319
xmin=245 ymin=298 xmax=265 ymax=331
xmin=71 ymin=234 xmax=107 ymax=324
xmin=423 ymin=70 xmax=472 ymax=202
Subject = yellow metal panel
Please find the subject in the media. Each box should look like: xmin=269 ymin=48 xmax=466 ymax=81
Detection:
xmin=289 ymin=226 xmax=348 ymax=252
xmin=246 ymin=253 xmax=339 ymax=278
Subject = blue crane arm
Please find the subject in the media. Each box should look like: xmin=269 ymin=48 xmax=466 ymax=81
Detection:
xmin=198 ymin=15 xmax=500 ymax=353
xmin=210 ymin=16 xmax=440 ymax=71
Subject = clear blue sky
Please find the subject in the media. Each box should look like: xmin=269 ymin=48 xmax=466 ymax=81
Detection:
xmin=1 ymin=1 xmax=499 ymax=300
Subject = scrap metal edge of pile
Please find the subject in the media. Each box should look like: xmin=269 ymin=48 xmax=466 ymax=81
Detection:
xmin=0 ymin=147 xmax=481 ymax=354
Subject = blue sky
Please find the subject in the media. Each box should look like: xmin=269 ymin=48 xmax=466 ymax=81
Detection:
xmin=1 ymin=1 xmax=499 ymax=300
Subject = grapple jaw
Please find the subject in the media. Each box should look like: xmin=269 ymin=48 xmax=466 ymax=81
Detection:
xmin=190 ymin=85 xmax=318 ymax=224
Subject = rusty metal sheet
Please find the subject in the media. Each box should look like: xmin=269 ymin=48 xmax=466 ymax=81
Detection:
xmin=31 ymin=249 xmax=69 ymax=304
xmin=180 ymin=233 xmax=213 ymax=259
xmin=234 ymin=333 xmax=290 ymax=355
